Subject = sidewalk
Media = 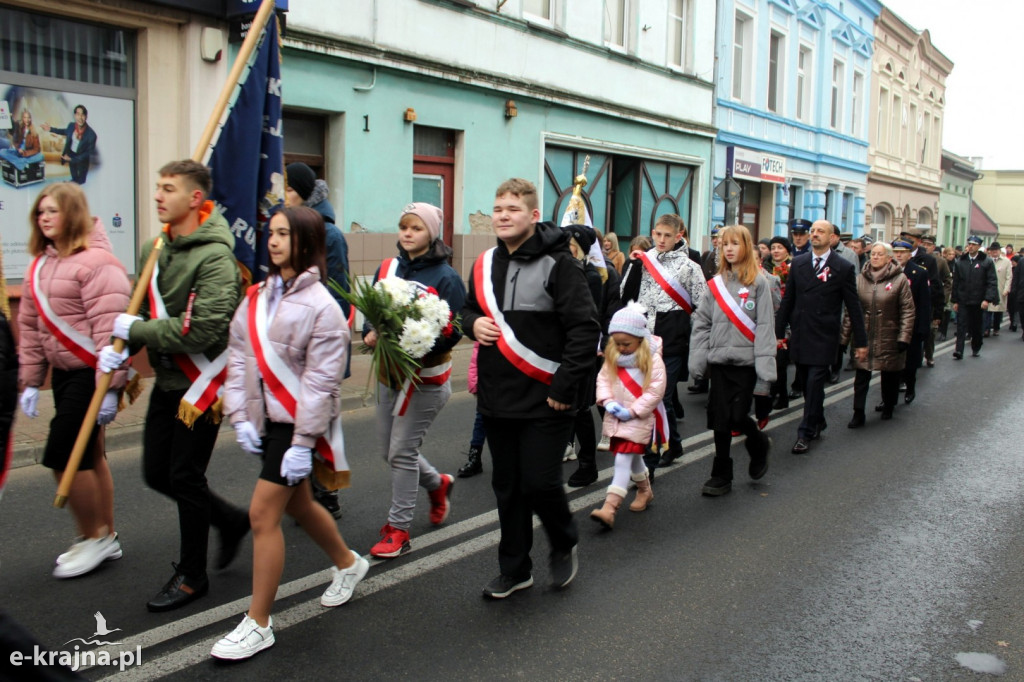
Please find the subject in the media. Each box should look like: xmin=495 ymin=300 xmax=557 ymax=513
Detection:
xmin=9 ymin=339 xmax=474 ymax=471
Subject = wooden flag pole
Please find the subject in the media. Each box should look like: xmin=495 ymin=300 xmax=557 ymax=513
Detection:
xmin=54 ymin=0 xmax=279 ymax=508
xmin=192 ymin=0 xmax=279 ymax=162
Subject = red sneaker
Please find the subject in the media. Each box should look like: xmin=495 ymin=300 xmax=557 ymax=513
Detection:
xmin=370 ymin=524 xmax=410 ymax=559
xmin=428 ymin=474 xmax=454 ymax=525
xmin=757 ymin=416 xmax=770 ymax=430
xmin=731 ymin=430 xmax=740 ymax=437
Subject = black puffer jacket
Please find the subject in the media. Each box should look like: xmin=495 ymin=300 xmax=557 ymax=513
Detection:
xmin=462 ymin=222 xmax=601 ymax=418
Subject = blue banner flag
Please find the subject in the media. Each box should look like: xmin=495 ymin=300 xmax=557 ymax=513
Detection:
xmin=207 ymin=15 xmax=283 ymax=284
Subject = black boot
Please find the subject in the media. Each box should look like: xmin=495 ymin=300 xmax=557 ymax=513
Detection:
xmin=457 ymin=445 xmax=483 ymax=478
xmin=847 ymin=410 xmax=865 ymax=429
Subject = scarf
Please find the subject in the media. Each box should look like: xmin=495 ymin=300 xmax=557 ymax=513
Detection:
xmin=74 ymin=123 xmax=86 ymax=140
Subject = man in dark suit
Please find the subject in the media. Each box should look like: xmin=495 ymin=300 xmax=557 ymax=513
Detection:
xmin=892 ymin=240 xmax=931 ymax=405
xmin=775 ymin=220 xmax=867 ymax=454
xmin=42 ymin=104 xmax=97 ymax=185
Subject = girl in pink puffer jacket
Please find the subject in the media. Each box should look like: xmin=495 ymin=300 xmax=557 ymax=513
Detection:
xmin=18 ymin=182 xmax=130 ymax=579
xmin=590 ymin=302 xmax=666 ymax=529
xmin=213 ymin=207 xmax=368 ymax=661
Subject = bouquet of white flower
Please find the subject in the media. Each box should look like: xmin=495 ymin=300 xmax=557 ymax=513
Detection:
xmin=335 ymin=276 xmax=458 ymax=396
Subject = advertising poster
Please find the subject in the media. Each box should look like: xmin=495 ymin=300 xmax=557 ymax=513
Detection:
xmin=0 ymin=84 xmax=136 ymax=279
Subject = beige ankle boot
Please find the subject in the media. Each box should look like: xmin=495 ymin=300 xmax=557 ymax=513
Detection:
xmin=589 ymin=487 xmax=626 ymax=529
xmin=629 ymin=471 xmax=653 ymax=512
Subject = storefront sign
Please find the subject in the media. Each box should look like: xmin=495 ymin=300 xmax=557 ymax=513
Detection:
xmin=727 ymin=146 xmax=786 ymax=184
xmin=0 ymin=84 xmax=136 ymax=277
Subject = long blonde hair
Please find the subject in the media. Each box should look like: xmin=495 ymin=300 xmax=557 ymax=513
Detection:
xmin=716 ymin=224 xmax=759 ymax=286
xmin=603 ymin=334 xmax=654 ymax=389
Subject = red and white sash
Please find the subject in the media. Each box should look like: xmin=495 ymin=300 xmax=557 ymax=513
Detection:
xmin=472 ymin=248 xmax=560 ymax=385
xmin=148 ymin=255 xmax=228 ymax=424
xmin=392 ymin=361 xmax=452 ymax=417
xmin=708 ymin=274 xmax=756 ymax=343
xmin=617 ymin=366 xmax=669 ymax=450
xmin=379 ymin=257 xmax=400 ymax=280
xmin=247 ymin=286 xmax=349 ymax=481
xmin=27 ymin=255 xmax=97 ymax=368
xmin=638 ymin=250 xmax=693 ymax=314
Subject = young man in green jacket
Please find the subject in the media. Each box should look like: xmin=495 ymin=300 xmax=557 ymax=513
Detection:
xmin=100 ymin=160 xmax=249 ymax=612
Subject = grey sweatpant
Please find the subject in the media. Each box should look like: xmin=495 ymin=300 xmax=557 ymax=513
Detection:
xmin=376 ymin=381 xmax=451 ymax=530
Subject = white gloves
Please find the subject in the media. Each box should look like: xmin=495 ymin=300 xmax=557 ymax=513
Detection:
xmin=98 ymin=345 xmax=129 ymax=373
xmin=20 ymin=387 xmax=39 ymax=418
xmin=96 ymin=390 xmax=119 ymax=426
xmin=280 ymin=445 xmax=313 ymax=486
xmin=605 ymin=401 xmax=632 ymax=421
xmin=234 ymin=421 xmax=263 ymax=455
xmin=112 ymin=313 xmax=141 ymax=341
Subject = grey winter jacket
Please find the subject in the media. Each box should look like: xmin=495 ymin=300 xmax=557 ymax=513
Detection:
xmin=688 ymin=272 xmax=777 ymax=384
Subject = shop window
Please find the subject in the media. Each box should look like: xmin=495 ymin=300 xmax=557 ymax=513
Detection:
xmin=0 ymin=6 xmax=135 ymax=88
xmin=542 ymin=146 xmax=695 ymax=241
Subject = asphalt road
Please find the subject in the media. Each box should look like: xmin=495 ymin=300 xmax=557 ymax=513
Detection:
xmin=3 ymin=337 xmax=1024 ymax=681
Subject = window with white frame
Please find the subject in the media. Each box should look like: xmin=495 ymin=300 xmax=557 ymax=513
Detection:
xmin=891 ymin=94 xmax=902 ymax=154
xmin=767 ymin=31 xmax=784 ymax=114
xmin=907 ymin=102 xmax=917 ymax=159
xmin=523 ymin=0 xmax=554 ymax=24
xmin=830 ymin=59 xmax=845 ymax=129
xmin=851 ymin=71 xmax=864 ymax=137
xmin=668 ymin=0 xmax=692 ymax=71
xmin=931 ymin=115 xmax=940 ymax=166
xmin=604 ymin=0 xmax=629 ymax=49
xmin=732 ymin=13 xmax=752 ymax=102
xmin=796 ymin=45 xmax=812 ymax=122
xmin=921 ymin=111 xmax=930 ymax=165
xmin=877 ymin=85 xmax=889 ymax=151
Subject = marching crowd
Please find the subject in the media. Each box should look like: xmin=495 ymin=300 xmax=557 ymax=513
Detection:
xmin=1 ymin=160 xmax=1019 ymax=663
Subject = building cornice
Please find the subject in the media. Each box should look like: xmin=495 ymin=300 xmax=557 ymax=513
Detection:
xmin=283 ymin=29 xmax=718 ymax=139
xmin=867 ymin=170 xmax=941 ymax=194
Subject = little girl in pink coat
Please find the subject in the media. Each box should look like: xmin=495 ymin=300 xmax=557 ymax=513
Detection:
xmin=591 ymin=302 xmax=667 ymax=529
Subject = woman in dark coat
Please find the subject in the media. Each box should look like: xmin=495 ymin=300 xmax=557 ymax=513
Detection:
xmin=842 ymin=242 xmax=915 ymax=425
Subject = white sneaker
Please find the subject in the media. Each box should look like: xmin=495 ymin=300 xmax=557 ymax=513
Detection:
xmin=52 ymin=534 xmax=120 ymax=579
xmin=562 ymin=442 xmax=578 ymax=462
xmin=57 ymin=532 xmax=122 ymax=565
xmin=597 ymin=435 xmax=611 ymax=452
xmin=211 ymin=615 xmax=275 ymax=660
xmin=321 ymin=550 xmax=370 ymax=607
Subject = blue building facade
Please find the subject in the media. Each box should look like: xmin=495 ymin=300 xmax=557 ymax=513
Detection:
xmin=712 ymin=0 xmax=882 ymax=242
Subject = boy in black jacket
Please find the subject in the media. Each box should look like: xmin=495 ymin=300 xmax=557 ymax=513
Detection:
xmin=462 ymin=178 xmax=600 ymax=599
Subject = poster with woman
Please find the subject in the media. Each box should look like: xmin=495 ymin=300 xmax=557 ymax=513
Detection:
xmin=0 ymin=85 xmax=136 ymax=277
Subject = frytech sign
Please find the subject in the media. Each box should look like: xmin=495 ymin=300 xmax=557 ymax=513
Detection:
xmin=726 ymin=146 xmax=786 ymax=184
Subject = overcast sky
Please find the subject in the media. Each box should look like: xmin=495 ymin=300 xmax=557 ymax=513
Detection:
xmin=880 ymin=0 xmax=1024 ymax=170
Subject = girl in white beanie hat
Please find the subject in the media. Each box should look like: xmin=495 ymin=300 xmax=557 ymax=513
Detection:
xmin=590 ymin=302 xmax=667 ymax=529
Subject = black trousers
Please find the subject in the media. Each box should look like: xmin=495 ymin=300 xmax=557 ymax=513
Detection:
xmin=902 ymin=331 xmax=925 ymax=392
xmin=955 ymin=304 xmax=984 ymax=355
xmin=796 ymin=364 xmax=829 ymax=439
xmin=142 ymin=386 xmax=246 ymax=581
xmin=853 ymin=368 xmax=900 ymax=410
xmin=483 ymin=414 xmax=578 ymax=580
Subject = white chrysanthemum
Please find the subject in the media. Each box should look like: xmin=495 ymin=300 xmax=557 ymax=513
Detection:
xmin=399 ymin=318 xmax=436 ymax=358
xmin=415 ymin=295 xmax=450 ymax=329
xmin=375 ymin=277 xmax=413 ymax=302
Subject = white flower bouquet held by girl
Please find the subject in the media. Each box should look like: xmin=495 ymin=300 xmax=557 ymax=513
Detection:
xmin=334 ymin=276 xmax=459 ymax=398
